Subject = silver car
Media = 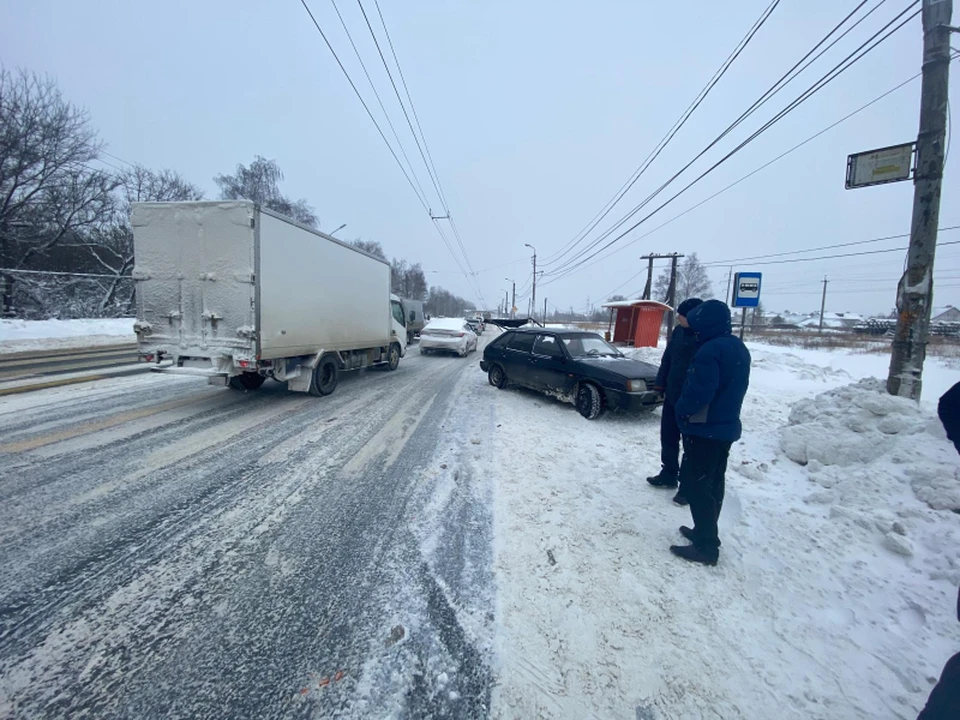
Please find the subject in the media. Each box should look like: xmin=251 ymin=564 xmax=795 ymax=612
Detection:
xmin=419 ymin=318 xmax=479 ymax=357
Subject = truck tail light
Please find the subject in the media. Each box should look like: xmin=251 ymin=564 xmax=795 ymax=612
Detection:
xmin=238 ymin=360 xmax=251 ymax=368
xmin=140 ymin=353 xmax=155 ymax=363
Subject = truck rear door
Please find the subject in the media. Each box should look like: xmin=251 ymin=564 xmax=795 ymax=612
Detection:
xmin=132 ymin=202 xmax=257 ymax=360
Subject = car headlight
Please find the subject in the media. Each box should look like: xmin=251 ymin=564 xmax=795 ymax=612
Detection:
xmin=627 ymin=379 xmax=647 ymax=392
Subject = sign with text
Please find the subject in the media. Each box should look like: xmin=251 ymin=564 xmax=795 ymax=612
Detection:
xmin=845 ymin=142 xmax=914 ymax=189
xmin=732 ymin=272 xmax=762 ymax=308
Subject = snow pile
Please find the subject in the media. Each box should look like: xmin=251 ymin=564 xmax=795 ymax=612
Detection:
xmin=781 ymin=378 xmax=960 ymax=513
xmin=0 ymin=318 xmax=135 ymax=353
xmin=752 ymin=349 xmax=852 ymax=382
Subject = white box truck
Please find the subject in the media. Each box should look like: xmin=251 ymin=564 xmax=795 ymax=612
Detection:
xmin=131 ymin=201 xmax=407 ymax=396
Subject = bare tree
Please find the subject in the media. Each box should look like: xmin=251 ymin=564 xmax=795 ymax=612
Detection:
xmin=653 ymin=253 xmax=714 ymax=304
xmin=0 ymin=67 xmax=118 ymax=313
xmin=97 ymin=165 xmax=204 ymax=310
xmin=351 ymin=238 xmax=387 ymax=260
xmin=214 ymin=155 xmax=318 ymax=228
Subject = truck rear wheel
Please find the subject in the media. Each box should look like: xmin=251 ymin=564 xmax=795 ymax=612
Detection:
xmin=229 ymin=373 xmax=265 ymax=391
xmin=310 ymin=356 xmax=339 ymax=396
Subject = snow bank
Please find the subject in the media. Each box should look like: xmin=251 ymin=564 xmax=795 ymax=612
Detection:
xmin=0 ymin=318 xmax=135 ymax=354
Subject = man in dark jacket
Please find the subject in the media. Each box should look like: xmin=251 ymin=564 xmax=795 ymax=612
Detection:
xmin=917 ymin=390 xmax=960 ymax=719
xmin=647 ymin=297 xmax=703 ymax=505
xmin=917 ymin=586 xmax=960 ymax=719
xmin=669 ymin=300 xmax=751 ymax=566
xmin=938 ymin=381 xmax=960 ymax=454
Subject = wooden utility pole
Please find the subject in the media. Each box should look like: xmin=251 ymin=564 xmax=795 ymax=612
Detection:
xmin=543 ymin=297 xmax=547 ymax=325
xmin=888 ymin=0 xmax=952 ymax=399
xmin=819 ymin=276 xmax=828 ymax=334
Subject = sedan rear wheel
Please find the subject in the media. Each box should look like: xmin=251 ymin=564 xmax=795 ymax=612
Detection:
xmin=488 ymin=364 xmax=507 ymax=389
xmin=576 ymin=382 xmax=604 ymax=420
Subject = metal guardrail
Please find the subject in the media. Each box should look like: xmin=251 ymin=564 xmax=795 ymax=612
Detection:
xmin=0 ymin=343 xmax=140 ymax=381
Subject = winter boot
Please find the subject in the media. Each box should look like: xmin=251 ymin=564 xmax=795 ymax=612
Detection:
xmin=647 ymin=471 xmax=678 ymax=489
xmin=679 ymin=525 xmax=697 ymax=542
xmin=669 ymin=543 xmax=718 ymax=566
xmin=673 ymin=493 xmax=689 ymax=506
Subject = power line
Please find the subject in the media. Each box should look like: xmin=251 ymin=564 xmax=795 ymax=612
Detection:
xmin=702 ymin=226 xmax=960 ymax=266
xmin=299 ymin=0 xmax=485 ymax=305
xmin=544 ymin=0 xmax=882 ymax=274
xmin=715 ymin=238 xmax=960 ymax=268
xmin=544 ymin=0 xmax=917 ymax=279
xmin=372 ymin=0 xmax=449 ymax=212
xmin=354 ymin=0 xmax=442 ymax=209
xmin=541 ymin=0 xmax=782 ymax=266
xmin=550 ymin=1 xmax=920 ymax=280
xmin=297 ymin=0 xmax=430 ymax=212
xmin=328 ymin=0 xmax=431 ymax=205
xmin=357 ymin=0 xmax=485 ymax=307
xmin=539 ymin=59 xmax=943 ymax=287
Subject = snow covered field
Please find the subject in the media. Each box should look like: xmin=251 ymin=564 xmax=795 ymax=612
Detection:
xmin=0 ymin=318 xmax=135 ymax=354
xmin=476 ymin=340 xmax=960 ymax=720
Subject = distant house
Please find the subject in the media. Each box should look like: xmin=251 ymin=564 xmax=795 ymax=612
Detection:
xmin=797 ymin=312 xmax=864 ymax=330
xmin=932 ymin=305 xmax=960 ymax=323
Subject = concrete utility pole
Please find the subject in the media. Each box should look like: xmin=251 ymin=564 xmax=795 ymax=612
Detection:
xmin=543 ymin=298 xmax=547 ymax=325
xmin=525 ymin=244 xmax=537 ymax=321
xmin=504 ymin=290 xmax=509 ymax=317
xmin=505 ymin=277 xmax=516 ymax=319
xmin=725 ymin=266 xmax=734 ymax=305
xmin=888 ymin=0 xmax=952 ymax=399
xmin=641 ymin=256 xmax=655 ymax=300
xmin=666 ymin=254 xmax=680 ymax=336
xmin=819 ymin=276 xmax=828 ymax=334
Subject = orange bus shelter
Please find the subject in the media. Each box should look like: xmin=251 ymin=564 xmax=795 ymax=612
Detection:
xmin=602 ymin=300 xmax=673 ymax=348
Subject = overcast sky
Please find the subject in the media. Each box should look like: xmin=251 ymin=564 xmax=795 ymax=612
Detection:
xmin=3 ymin=0 xmax=958 ymax=316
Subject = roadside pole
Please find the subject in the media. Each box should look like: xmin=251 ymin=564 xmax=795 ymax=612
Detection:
xmin=887 ymin=0 xmax=952 ymax=399
xmin=739 ymin=308 xmax=747 ymax=340
xmin=666 ymin=254 xmax=679 ymax=336
xmin=819 ymin=276 xmax=828 ymax=335
xmin=641 ymin=255 xmax=655 ymax=300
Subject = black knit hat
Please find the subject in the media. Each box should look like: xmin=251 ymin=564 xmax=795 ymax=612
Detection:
xmin=676 ymin=298 xmax=704 ymax=317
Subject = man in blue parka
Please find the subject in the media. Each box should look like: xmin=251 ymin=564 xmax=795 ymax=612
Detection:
xmin=670 ymin=300 xmax=751 ymax=566
xmin=647 ymin=297 xmax=703 ymax=505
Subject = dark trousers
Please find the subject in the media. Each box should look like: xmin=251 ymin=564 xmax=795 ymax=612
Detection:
xmin=660 ymin=400 xmax=682 ymax=477
xmin=679 ymin=435 xmax=731 ymax=551
xmin=918 ymin=652 xmax=960 ymax=719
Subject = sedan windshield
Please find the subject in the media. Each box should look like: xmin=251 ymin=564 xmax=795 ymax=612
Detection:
xmin=561 ymin=334 xmax=623 ymax=358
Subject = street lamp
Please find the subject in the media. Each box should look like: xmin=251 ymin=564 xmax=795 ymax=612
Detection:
xmin=524 ymin=244 xmax=537 ymax=322
xmin=505 ymin=277 xmax=516 ymax=318
xmin=330 ymin=223 xmax=347 ymax=236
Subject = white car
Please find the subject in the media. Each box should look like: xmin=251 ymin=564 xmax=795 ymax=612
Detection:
xmin=420 ymin=318 xmax=478 ymax=357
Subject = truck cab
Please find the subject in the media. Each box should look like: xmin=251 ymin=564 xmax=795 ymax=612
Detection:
xmin=390 ymin=294 xmax=408 ymax=356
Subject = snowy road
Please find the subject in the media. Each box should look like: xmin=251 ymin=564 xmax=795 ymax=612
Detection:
xmin=0 ymin=343 xmax=495 ymax=719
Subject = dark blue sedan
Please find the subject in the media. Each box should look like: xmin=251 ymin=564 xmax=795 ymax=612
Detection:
xmin=479 ymin=328 xmax=662 ymax=419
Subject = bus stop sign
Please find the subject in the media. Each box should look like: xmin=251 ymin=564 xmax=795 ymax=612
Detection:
xmin=732 ymin=272 xmax=762 ymax=308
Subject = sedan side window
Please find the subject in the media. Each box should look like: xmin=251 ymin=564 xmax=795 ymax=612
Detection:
xmin=533 ymin=335 xmax=564 ymax=358
xmin=506 ymin=333 xmax=535 ymax=353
